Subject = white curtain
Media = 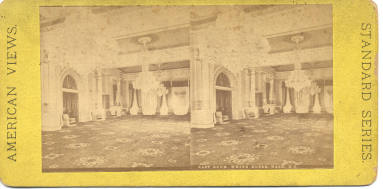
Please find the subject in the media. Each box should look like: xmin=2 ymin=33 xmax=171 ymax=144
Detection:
xmin=324 ymin=86 xmax=333 ymax=113
xmin=170 ymin=87 xmax=189 ymax=115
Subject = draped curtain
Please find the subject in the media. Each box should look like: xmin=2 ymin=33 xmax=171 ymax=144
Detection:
xmin=137 ymin=90 xmax=142 ymax=108
xmin=265 ymin=83 xmax=270 ymax=104
xmin=281 ymin=82 xmax=296 ymax=112
xmin=289 ymin=88 xmax=295 ymax=111
xmin=127 ymin=85 xmax=141 ymax=109
xmin=171 ymin=87 xmax=189 ymax=115
xmin=281 ymin=82 xmax=287 ymax=106
xmin=128 ymin=84 xmax=134 ymax=109
xmin=281 ymin=80 xmax=332 ymax=113
xmin=324 ymin=85 xmax=333 ymax=113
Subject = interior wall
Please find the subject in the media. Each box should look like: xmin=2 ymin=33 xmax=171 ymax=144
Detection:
xmin=41 ymin=65 xmax=93 ymax=131
xmin=40 ymin=5 xmax=333 ymax=131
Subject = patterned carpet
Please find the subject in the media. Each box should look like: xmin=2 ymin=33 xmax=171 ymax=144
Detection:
xmin=191 ymin=114 xmax=333 ymax=169
xmin=42 ymin=114 xmax=333 ymax=171
xmin=42 ymin=115 xmax=191 ymax=171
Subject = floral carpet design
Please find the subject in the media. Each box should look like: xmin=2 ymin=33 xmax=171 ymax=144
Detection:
xmin=191 ymin=114 xmax=333 ymax=169
xmin=42 ymin=114 xmax=333 ymax=171
xmin=42 ymin=116 xmax=191 ymax=171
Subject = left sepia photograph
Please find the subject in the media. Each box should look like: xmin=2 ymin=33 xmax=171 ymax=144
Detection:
xmin=40 ymin=6 xmax=193 ymax=171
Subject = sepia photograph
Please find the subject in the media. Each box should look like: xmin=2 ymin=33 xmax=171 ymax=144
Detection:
xmin=40 ymin=5 xmax=333 ymax=172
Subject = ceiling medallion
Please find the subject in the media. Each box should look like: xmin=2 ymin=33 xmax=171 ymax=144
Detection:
xmin=290 ymin=34 xmax=304 ymax=45
xmin=137 ymin=36 xmax=152 ymax=46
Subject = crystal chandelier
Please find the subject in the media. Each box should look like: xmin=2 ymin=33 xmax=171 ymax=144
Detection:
xmin=132 ymin=36 xmax=160 ymax=92
xmin=285 ymin=35 xmax=312 ymax=92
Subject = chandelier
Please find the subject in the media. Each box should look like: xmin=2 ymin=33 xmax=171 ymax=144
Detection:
xmin=285 ymin=69 xmax=312 ymax=92
xmin=132 ymin=36 xmax=160 ymax=92
xmin=285 ymin=35 xmax=312 ymax=92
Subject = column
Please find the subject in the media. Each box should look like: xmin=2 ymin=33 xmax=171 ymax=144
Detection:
xmin=249 ymin=69 xmax=256 ymax=108
xmin=96 ymin=68 xmax=106 ymax=120
xmin=233 ymin=72 xmax=242 ymax=120
xmin=262 ymin=72 xmax=269 ymax=113
xmin=116 ymin=78 xmax=121 ymax=106
xmin=249 ymin=69 xmax=260 ymax=118
xmin=269 ymin=75 xmax=276 ymax=114
xmin=190 ymin=48 xmax=214 ymax=128
xmin=243 ymin=69 xmax=250 ymax=108
xmin=42 ymin=62 xmax=62 ymax=131
xmin=256 ymin=71 xmax=262 ymax=107
xmin=257 ymin=71 xmax=262 ymax=93
xmin=269 ymin=76 xmax=274 ymax=104
xmin=262 ymin=73 xmax=268 ymax=105
xmin=125 ymin=80 xmax=130 ymax=111
xmin=115 ymin=78 xmax=122 ymax=116
xmin=279 ymin=81 xmax=284 ymax=106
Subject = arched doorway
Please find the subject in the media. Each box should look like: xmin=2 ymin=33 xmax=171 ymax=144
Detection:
xmin=62 ymin=75 xmax=79 ymax=123
xmin=215 ymin=73 xmax=232 ymax=120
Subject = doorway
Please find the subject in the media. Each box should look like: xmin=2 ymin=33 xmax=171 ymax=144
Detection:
xmin=63 ymin=92 xmax=79 ymax=122
xmin=62 ymin=75 xmax=79 ymax=122
xmin=215 ymin=72 xmax=233 ymax=121
xmin=216 ymin=89 xmax=232 ymax=119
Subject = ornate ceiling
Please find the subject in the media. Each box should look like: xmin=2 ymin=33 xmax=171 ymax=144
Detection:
xmin=267 ymin=27 xmax=332 ymax=53
xmin=118 ymin=61 xmax=190 ymax=73
xmin=40 ymin=5 xmax=333 ymax=73
xmin=116 ymin=27 xmax=190 ymax=54
xmin=271 ymin=61 xmax=333 ymax=72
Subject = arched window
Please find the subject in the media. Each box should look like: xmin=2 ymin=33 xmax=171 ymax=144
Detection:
xmin=216 ymin=73 xmax=230 ymax=87
xmin=63 ymin=75 xmax=77 ymax=90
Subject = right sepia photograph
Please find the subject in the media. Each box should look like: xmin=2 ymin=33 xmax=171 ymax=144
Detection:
xmin=41 ymin=4 xmax=333 ymax=172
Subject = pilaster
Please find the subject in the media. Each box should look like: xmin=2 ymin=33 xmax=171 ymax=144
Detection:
xmin=190 ymin=47 xmax=214 ymax=128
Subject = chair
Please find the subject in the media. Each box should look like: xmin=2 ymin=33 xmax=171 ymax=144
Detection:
xmin=215 ymin=111 xmax=224 ymax=124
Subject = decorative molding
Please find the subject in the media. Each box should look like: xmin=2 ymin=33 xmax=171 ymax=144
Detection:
xmin=114 ymin=24 xmax=190 ymax=40
xmin=264 ymin=24 xmax=332 ymax=38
